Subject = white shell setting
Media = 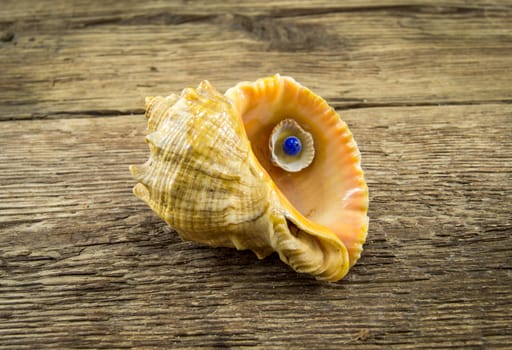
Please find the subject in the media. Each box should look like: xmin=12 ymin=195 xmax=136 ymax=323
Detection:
xmin=269 ymin=119 xmax=315 ymax=172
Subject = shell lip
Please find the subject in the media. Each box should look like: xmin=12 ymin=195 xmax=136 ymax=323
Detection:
xmin=246 ymin=150 xmax=351 ymax=282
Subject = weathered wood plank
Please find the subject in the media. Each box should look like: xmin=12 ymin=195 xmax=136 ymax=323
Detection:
xmin=1 ymin=1 xmax=511 ymax=119
xmin=2 ymin=0 xmax=511 ymax=21
xmin=1 ymin=0 xmax=511 ymax=348
xmin=0 ymin=104 xmax=510 ymax=348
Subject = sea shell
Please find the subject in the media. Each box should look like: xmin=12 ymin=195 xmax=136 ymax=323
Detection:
xmin=130 ymin=75 xmax=368 ymax=282
xmin=269 ymin=118 xmax=315 ymax=172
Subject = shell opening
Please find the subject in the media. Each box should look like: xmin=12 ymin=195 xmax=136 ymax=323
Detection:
xmin=226 ymin=75 xmax=369 ymax=268
xmin=269 ymin=119 xmax=315 ymax=173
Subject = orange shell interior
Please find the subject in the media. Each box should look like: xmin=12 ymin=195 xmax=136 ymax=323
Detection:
xmin=227 ymin=75 xmax=369 ymax=266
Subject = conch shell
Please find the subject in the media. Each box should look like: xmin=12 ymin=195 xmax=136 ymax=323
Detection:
xmin=130 ymin=75 xmax=368 ymax=282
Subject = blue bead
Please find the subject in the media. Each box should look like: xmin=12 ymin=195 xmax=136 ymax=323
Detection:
xmin=282 ymin=136 xmax=302 ymax=156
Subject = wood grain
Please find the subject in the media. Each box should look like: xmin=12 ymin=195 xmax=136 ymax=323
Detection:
xmin=1 ymin=0 xmax=511 ymax=349
xmin=1 ymin=1 xmax=511 ymax=119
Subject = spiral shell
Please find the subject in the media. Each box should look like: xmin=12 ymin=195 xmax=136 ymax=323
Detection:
xmin=130 ymin=75 xmax=368 ymax=281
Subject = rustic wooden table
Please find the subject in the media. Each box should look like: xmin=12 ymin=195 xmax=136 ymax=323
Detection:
xmin=1 ymin=1 xmax=511 ymax=349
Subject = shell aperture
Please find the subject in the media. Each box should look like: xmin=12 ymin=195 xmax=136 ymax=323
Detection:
xmin=226 ymin=75 xmax=369 ymax=268
xmin=130 ymin=75 xmax=369 ymax=282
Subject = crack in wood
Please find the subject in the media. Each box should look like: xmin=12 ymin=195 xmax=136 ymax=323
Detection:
xmin=332 ymin=98 xmax=512 ymax=111
xmin=78 ymin=13 xmax=217 ymax=28
xmin=2 ymin=99 xmax=511 ymax=121
xmin=268 ymin=4 xmax=511 ymax=18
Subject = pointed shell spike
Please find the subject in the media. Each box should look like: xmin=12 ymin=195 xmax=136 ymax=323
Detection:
xmin=269 ymin=118 xmax=315 ymax=172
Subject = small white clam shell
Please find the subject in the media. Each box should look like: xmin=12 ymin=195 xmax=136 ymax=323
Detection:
xmin=269 ymin=119 xmax=315 ymax=172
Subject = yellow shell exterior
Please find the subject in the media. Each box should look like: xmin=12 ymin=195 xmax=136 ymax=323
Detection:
xmin=130 ymin=76 xmax=368 ymax=282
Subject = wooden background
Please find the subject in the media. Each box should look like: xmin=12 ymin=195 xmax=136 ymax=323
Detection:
xmin=1 ymin=0 xmax=511 ymax=348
